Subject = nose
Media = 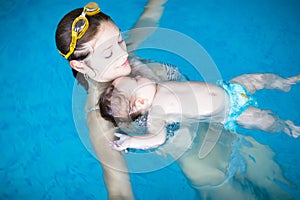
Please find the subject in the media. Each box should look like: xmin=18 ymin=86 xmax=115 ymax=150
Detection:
xmin=120 ymin=54 xmax=128 ymax=66
xmin=114 ymin=44 xmax=128 ymax=64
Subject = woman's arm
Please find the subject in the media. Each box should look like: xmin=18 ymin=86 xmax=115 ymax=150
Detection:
xmin=125 ymin=0 xmax=185 ymax=83
xmin=86 ymin=83 xmax=134 ymax=200
xmin=126 ymin=0 xmax=168 ymax=53
xmin=85 ymin=1 xmax=170 ymax=199
xmin=87 ymin=112 xmax=134 ymax=199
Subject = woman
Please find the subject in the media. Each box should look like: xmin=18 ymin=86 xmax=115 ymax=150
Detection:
xmin=55 ymin=1 xmax=293 ymax=199
xmin=56 ymin=1 xmax=188 ymax=199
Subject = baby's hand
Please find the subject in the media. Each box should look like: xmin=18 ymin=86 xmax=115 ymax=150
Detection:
xmin=110 ymin=133 xmax=131 ymax=151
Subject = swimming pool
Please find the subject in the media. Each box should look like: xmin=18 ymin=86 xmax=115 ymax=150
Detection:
xmin=1 ymin=0 xmax=299 ymax=199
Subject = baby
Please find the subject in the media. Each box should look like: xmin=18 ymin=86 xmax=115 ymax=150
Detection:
xmin=99 ymin=73 xmax=300 ymax=151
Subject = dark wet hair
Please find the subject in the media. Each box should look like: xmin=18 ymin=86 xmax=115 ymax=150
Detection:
xmin=99 ymin=83 xmax=142 ymax=126
xmin=99 ymin=84 xmax=118 ymax=127
xmin=55 ymin=8 xmax=113 ymax=90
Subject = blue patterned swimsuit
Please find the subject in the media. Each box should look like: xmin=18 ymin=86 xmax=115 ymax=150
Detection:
xmin=218 ymin=80 xmax=258 ymax=131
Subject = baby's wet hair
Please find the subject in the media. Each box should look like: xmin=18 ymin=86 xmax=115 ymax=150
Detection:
xmin=99 ymin=84 xmax=118 ymax=127
xmin=99 ymin=82 xmax=143 ymax=126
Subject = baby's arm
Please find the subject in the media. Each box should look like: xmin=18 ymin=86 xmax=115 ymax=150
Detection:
xmin=111 ymin=119 xmax=167 ymax=151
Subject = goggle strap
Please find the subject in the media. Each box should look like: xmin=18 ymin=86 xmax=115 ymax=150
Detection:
xmin=59 ymin=50 xmax=72 ymax=59
xmin=58 ymin=50 xmax=66 ymax=58
xmin=58 ymin=2 xmax=100 ymax=59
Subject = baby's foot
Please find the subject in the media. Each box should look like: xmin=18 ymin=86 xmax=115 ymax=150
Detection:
xmin=272 ymin=74 xmax=300 ymax=92
xmin=263 ymin=74 xmax=297 ymax=92
xmin=285 ymin=120 xmax=300 ymax=138
xmin=286 ymin=74 xmax=300 ymax=85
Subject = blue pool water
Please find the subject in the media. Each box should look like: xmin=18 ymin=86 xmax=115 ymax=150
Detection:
xmin=1 ymin=0 xmax=300 ymax=199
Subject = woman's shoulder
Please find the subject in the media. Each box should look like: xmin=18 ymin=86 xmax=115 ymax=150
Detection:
xmin=85 ymin=81 xmax=110 ymax=112
xmin=128 ymin=56 xmax=160 ymax=81
xmin=128 ymin=56 xmax=186 ymax=82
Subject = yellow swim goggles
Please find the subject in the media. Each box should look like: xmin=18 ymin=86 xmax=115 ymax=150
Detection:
xmin=59 ymin=2 xmax=100 ymax=59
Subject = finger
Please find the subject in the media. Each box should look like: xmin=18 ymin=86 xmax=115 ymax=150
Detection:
xmin=110 ymin=142 xmax=121 ymax=150
xmin=114 ymin=132 xmax=123 ymax=138
xmin=109 ymin=140 xmax=119 ymax=147
xmin=112 ymin=145 xmax=125 ymax=151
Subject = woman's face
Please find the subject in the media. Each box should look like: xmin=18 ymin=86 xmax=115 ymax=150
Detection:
xmin=72 ymin=21 xmax=131 ymax=82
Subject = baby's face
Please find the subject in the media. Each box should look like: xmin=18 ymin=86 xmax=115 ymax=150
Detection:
xmin=112 ymin=76 xmax=156 ymax=112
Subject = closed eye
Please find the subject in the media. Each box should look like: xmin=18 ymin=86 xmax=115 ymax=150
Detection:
xmin=104 ymin=51 xmax=113 ymax=59
xmin=118 ymin=31 xmax=124 ymax=44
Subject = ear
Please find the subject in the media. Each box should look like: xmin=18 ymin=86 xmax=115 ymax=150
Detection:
xmin=133 ymin=97 xmax=147 ymax=111
xmin=70 ymin=60 xmax=87 ymax=74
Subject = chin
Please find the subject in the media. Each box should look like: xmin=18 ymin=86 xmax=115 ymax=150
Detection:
xmin=121 ymin=65 xmax=132 ymax=76
xmin=100 ymin=66 xmax=132 ymax=82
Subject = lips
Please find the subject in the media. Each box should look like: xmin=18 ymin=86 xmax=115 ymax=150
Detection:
xmin=121 ymin=60 xmax=129 ymax=67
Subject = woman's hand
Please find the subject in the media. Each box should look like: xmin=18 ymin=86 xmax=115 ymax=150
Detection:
xmin=110 ymin=133 xmax=131 ymax=151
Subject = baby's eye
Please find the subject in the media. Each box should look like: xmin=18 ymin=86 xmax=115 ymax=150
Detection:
xmin=104 ymin=51 xmax=113 ymax=59
xmin=118 ymin=39 xmax=124 ymax=44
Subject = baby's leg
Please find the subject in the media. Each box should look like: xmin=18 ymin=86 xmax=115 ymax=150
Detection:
xmin=236 ymin=107 xmax=300 ymax=138
xmin=230 ymin=73 xmax=300 ymax=94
